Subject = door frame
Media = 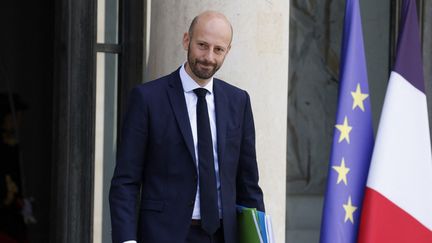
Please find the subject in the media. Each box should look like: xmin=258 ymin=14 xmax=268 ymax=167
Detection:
xmin=51 ymin=0 xmax=144 ymax=242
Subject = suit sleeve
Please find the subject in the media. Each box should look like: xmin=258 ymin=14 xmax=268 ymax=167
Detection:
xmin=236 ymin=91 xmax=265 ymax=212
xmin=109 ymin=87 xmax=148 ymax=243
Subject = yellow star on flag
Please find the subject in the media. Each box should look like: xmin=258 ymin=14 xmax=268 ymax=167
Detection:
xmin=343 ymin=196 xmax=357 ymax=224
xmin=332 ymin=158 xmax=350 ymax=185
xmin=335 ymin=116 xmax=352 ymax=144
xmin=351 ymin=83 xmax=369 ymax=111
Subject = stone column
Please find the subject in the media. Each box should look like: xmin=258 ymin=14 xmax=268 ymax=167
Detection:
xmin=146 ymin=1 xmax=289 ymax=242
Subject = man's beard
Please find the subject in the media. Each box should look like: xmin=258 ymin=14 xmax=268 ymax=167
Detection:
xmin=187 ymin=51 xmax=221 ymax=80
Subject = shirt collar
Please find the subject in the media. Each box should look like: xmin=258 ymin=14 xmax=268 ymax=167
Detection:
xmin=179 ymin=62 xmax=213 ymax=94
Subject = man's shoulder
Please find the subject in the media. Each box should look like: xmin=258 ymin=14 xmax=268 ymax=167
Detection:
xmin=214 ymin=78 xmax=249 ymax=100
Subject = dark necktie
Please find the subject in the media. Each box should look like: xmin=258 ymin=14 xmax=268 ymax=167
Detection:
xmin=193 ymin=88 xmax=220 ymax=234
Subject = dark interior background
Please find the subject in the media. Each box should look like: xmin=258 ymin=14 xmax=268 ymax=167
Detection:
xmin=0 ymin=1 xmax=54 ymax=242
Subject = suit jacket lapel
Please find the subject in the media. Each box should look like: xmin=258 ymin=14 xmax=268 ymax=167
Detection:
xmin=213 ymin=79 xmax=228 ymax=167
xmin=166 ymin=70 xmax=196 ymax=165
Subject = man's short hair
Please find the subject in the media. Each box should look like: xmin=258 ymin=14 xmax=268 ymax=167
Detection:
xmin=188 ymin=16 xmax=199 ymax=37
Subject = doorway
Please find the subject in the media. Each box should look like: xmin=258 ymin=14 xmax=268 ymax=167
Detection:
xmin=0 ymin=1 xmax=54 ymax=243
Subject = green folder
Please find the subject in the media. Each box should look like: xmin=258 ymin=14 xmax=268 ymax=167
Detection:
xmin=237 ymin=207 xmax=263 ymax=243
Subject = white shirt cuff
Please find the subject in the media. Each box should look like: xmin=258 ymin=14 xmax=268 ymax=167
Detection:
xmin=123 ymin=241 xmax=137 ymax=243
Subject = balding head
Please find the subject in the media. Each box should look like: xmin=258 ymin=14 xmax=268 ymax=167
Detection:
xmin=188 ymin=11 xmax=233 ymax=45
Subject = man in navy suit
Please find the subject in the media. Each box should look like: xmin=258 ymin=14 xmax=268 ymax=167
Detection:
xmin=109 ymin=11 xmax=265 ymax=243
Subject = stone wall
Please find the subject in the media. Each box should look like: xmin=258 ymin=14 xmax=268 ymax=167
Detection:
xmin=287 ymin=0 xmax=344 ymax=195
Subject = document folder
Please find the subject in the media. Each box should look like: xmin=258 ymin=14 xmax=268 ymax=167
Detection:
xmin=237 ymin=206 xmax=275 ymax=243
xmin=237 ymin=207 xmax=263 ymax=243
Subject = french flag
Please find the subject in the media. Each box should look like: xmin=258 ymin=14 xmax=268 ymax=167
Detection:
xmin=358 ymin=0 xmax=432 ymax=242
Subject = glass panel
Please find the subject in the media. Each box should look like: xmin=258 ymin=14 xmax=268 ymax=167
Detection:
xmin=94 ymin=52 xmax=118 ymax=243
xmin=97 ymin=0 xmax=119 ymax=44
xmin=105 ymin=0 xmax=119 ymax=44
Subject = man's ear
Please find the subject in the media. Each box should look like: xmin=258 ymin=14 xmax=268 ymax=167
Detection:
xmin=226 ymin=44 xmax=231 ymax=55
xmin=182 ymin=32 xmax=190 ymax=51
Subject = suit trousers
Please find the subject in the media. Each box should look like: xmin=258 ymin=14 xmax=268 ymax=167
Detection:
xmin=186 ymin=224 xmax=224 ymax=243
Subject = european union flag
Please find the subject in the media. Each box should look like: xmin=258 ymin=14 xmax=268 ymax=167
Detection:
xmin=320 ymin=0 xmax=374 ymax=242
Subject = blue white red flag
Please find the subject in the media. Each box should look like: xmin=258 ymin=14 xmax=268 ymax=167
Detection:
xmin=358 ymin=0 xmax=432 ymax=242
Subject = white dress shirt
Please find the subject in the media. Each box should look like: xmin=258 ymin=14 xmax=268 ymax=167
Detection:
xmin=121 ymin=65 xmax=222 ymax=243
xmin=179 ymin=63 xmax=222 ymax=220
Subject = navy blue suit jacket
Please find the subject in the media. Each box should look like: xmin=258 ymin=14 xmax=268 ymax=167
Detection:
xmin=109 ymin=68 xmax=265 ymax=243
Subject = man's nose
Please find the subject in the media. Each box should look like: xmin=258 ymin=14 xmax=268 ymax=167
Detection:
xmin=203 ymin=49 xmax=216 ymax=62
